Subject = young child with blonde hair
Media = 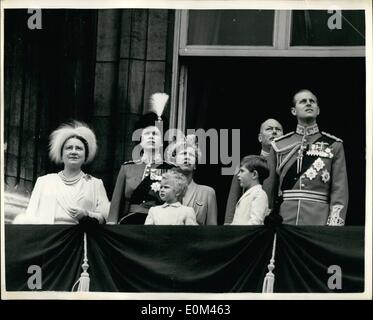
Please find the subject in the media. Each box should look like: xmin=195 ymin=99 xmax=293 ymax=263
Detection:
xmin=145 ymin=170 xmax=197 ymax=225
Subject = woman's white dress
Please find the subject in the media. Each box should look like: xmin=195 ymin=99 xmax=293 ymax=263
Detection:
xmin=25 ymin=173 xmax=110 ymax=224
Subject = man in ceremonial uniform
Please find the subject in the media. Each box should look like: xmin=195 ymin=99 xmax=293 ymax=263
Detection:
xmin=265 ymin=89 xmax=348 ymax=225
xmin=224 ymin=119 xmax=283 ymax=224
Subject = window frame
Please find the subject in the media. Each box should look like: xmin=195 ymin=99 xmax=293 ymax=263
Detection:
xmin=178 ymin=9 xmax=365 ymax=57
xmin=170 ymin=9 xmax=366 ymax=130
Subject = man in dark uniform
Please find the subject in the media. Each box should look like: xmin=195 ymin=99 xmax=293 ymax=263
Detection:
xmin=265 ymin=89 xmax=348 ymax=225
xmin=107 ymin=93 xmax=175 ymax=224
xmin=224 ymin=119 xmax=283 ymax=224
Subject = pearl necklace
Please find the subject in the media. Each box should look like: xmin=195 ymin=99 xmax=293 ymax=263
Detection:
xmin=58 ymin=171 xmax=84 ymax=185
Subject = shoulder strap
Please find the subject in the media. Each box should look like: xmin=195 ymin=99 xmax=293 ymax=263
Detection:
xmin=321 ymin=131 xmax=343 ymax=143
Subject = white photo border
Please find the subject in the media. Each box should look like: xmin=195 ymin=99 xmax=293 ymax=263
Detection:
xmin=1 ymin=0 xmax=372 ymax=301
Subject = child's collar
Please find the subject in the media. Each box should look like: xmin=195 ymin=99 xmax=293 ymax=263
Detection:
xmin=161 ymin=201 xmax=182 ymax=208
xmin=242 ymin=184 xmax=262 ymax=195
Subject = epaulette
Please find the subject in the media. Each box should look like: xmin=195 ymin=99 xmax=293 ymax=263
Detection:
xmin=271 ymin=132 xmax=299 ymax=153
xmin=273 ymin=131 xmax=294 ymax=142
xmin=322 ymin=131 xmax=343 ymax=142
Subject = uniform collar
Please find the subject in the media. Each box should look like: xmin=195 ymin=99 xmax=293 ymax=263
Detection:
xmin=296 ymin=123 xmax=319 ymax=136
xmin=161 ymin=201 xmax=182 ymax=208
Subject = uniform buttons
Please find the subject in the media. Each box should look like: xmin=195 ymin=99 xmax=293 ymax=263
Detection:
xmin=142 ymin=200 xmax=146 ymax=203
xmin=301 ymin=183 xmax=305 ymax=187
xmin=294 ymin=177 xmax=297 ymax=181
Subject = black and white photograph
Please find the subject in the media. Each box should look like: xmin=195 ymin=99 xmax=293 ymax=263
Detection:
xmin=1 ymin=0 xmax=372 ymax=302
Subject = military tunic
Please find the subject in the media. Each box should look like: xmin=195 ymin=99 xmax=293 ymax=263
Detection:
xmin=108 ymin=159 xmax=175 ymax=224
xmin=265 ymin=124 xmax=348 ymax=225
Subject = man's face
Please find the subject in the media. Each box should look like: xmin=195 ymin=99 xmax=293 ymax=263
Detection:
xmin=258 ymin=119 xmax=283 ymax=149
xmin=292 ymin=91 xmax=320 ymax=121
xmin=140 ymin=126 xmax=162 ymax=151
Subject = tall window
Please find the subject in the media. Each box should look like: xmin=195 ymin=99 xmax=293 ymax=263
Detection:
xmin=178 ymin=10 xmax=365 ymax=56
xmin=187 ymin=10 xmax=275 ymax=46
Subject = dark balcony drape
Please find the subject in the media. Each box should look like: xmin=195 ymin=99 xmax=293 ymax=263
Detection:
xmin=5 ymin=225 xmax=364 ymax=293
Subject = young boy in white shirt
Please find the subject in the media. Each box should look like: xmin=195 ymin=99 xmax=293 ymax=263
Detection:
xmin=145 ymin=170 xmax=197 ymax=225
xmin=231 ymin=155 xmax=270 ymax=225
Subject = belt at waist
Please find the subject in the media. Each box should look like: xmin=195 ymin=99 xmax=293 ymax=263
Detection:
xmin=282 ymin=190 xmax=329 ymax=203
xmin=128 ymin=204 xmax=150 ymax=214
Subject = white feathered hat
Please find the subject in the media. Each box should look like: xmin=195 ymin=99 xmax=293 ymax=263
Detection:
xmin=49 ymin=121 xmax=97 ymax=164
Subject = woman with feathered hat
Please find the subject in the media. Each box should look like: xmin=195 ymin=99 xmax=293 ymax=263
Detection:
xmin=14 ymin=121 xmax=110 ymax=224
xmin=107 ymin=93 xmax=175 ymax=224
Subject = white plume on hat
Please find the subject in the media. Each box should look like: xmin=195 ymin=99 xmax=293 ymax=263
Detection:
xmin=49 ymin=121 xmax=97 ymax=164
xmin=149 ymin=93 xmax=169 ymax=120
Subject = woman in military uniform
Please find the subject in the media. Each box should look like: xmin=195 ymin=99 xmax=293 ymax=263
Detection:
xmin=107 ymin=93 xmax=175 ymax=224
